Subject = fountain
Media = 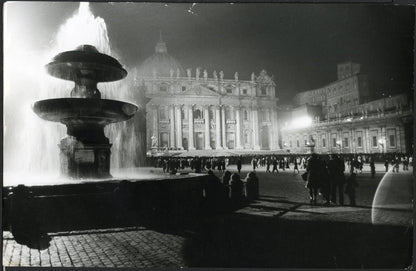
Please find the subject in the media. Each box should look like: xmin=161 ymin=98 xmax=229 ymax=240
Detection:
xmin=33 ymin=44 xmax=138 ymax=178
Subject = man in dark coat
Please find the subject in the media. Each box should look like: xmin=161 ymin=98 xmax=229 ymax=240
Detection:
xmin=306 ymin=153 xmax=322 ymax=205
xmin=327 ymin=154 xmax=345 ymax=205
xmin=236 ymin=157 xmax=242 ymax=174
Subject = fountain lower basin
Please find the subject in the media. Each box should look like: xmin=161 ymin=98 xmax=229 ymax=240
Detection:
xmin=33 ymin=98 xmax=138 ymax=179
xmin=33 ymin=98 xmax=137 ymax=125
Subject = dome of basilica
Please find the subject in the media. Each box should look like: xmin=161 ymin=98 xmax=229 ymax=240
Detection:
xmin=136 ymin=37 xmax=185 ymax=78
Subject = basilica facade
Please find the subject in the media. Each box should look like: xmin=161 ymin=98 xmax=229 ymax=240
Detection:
xmin=134 ymin=38 xmax=280 ymax=153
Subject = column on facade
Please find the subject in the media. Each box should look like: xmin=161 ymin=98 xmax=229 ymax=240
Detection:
xmin=215 ymin=105 xmax=222 ymax=149
xmin=338 ymin=129 xmax=343 ymax=151
xmin=175 ymin=104 xmax=183 ymax=149
xmin=169 ymin=105 xmax=176 ymax=148
xmin=235 ymin=106 xmax=242 ymax=149
xmin=204 ymin=105 xmax=211 ymax=149
xmin=270 ymin=107 xmax=279 ymax=150
xmin=221 ymin=105 xmax=227 ymax=149
xmin=364 ymin=127 xmax=370 ymax=153
xmin=327 ymin=130 xmax=331 ymax=153
xmin=397 ymin=125 xmax=403 ymax=153
xmin=153 ymin=105 xmax=159 ymax=148
xmin=188 ymin=105 xmax=195 ymax=150
xmin=381 ymin=126 xmax=386 ymax=153
xmin=252 ymin=106 xmax=260 ymax=150
xmin=351 ymin=128 xmax=355 ymax=154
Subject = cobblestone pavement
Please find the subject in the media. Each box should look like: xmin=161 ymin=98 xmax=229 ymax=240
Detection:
xmin=3 ymin=228 xmax=186 ymax=267
xmin=3 ymin=163 xmax=412 ymax=268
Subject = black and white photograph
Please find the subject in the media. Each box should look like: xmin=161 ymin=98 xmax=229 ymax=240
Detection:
xmin=2 ymin=1 xmax=414 ymax=269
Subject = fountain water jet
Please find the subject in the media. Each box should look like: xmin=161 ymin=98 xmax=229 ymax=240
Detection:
xmin=4 ymin=3 xmax=144 ymax=184
xmin=33 ymin=44 xmax=138 ymax=178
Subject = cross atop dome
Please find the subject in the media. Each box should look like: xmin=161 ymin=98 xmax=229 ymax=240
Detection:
xmin=155 ymin=30 xmax=168 ymax=53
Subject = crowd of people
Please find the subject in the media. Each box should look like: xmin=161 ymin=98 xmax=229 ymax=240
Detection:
xmin=149 ymin=153 xmax=412 ymax=207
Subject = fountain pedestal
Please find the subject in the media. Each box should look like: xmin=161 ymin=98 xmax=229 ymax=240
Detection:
xmin=59 ymin=136 xmax=111 ymax=179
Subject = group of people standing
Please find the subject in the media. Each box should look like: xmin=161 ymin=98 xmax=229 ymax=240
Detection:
xmin=204 ymin=170 xmax=260 ymax=212
xmin=304 ymin=154 xmax=357 ymax=206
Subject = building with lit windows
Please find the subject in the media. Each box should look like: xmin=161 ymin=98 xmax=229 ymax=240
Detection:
xmin=280 ymin=62 xmax=413 ymax=154
xmin=134 ymin=37 xmax=280 ymax=154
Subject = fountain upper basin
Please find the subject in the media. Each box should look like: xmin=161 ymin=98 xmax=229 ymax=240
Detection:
xmin=46 ymin=45 xmax=127 ymax=82
xmin=33 ymin=98 xmax=138 ymax=125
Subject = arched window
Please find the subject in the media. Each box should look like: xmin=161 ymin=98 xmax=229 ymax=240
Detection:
xmin=159 ymin=84 xmax=168 ymax=92
xmin=261 ymin=86 xmax=267 ymax=95
xmin=194 ymin=108 xmax=203 ymax=119
xmin=244 ymin=131 xmax=249 ymax=144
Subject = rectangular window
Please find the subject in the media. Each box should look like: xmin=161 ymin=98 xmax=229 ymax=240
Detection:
xmin=372 ymin=136 xmax=377 ymax=147
xmin=160 ymin=132 xmax=169 ymax=148
xmin=322 ymin=138 xmax=326 ymax=148
xmin=242 ymin=89 xmax=247 ymax=95
xmin=357 ymin=137 xmax=362 ymax=147
xmin=226 ymin=87 xmax=233 ymax=94
xmin=297 ymin=140 xmax=300 ymax=147
xmin=159 ymin=85 xmax=168 ymax=92
xmin=333 ymin=138 xmax=337 ymax=147
xmin=261 ymin=86 xmax=267 ymax=95
xmin=389 ymin=135 xmax=396 ymax=147
xmin=159 ymin=107 xmax=167 ymax=120
xmin=182 ymin=86 xmax=186 ymax=91
xmin=290 ymin=140 xmax=292 ymax=147
xmin=387 ymin=128 xmax=397 ymax=148
xmin=344 ymin=138 xmax=349 ymax=148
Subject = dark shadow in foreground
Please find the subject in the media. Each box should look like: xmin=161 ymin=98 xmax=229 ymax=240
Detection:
xmin=2 ymin=179 xmax=412 ymax=268
xmin=181 ymin=212 xmax=413 ymax=269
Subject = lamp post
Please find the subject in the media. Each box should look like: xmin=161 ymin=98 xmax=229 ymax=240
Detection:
xmin=336 ymin=140 xmax=342 ymax=155
xmin=306 ymin=141 xmax=315 ymax=154
xmin=378 ymin=137 xmax=385 ymax=159
xmin=284 ymin=142 xmax=290 ymax=153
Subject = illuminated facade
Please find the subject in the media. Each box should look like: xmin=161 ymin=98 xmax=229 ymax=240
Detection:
xmin=134 ymin=38 xmax=280 ymax=153
xmin=281 ymin=63 xmax=413 ymax=154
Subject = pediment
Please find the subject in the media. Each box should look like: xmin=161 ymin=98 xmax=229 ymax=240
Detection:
xmin=182 ymin=84 xmax=220 ymax=97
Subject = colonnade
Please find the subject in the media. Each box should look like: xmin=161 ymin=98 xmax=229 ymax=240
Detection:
xmin=152 ymin=104 xmax=269 ymax=150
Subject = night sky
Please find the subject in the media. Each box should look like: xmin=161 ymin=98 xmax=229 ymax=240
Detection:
xmin=4 ymin=2 xmax=415 ymax=103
